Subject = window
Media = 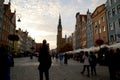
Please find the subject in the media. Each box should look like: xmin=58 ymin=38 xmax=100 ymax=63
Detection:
xmin=103 ymin=26 xmax=106 ymax=31
xmin=99 ymin=28 xmax=101 ymax=33
xmin=111 ymin=0 xmax=116 ymax=4
xmin=99 ymin=19 xmax=100 ymax=24
xmin=112 ymin=8 xmax=115 ymax=16
xmin=103 ymin=37 xmax=106 ymax=43
xmin=95 ymin=29 xmax=97 ymax=34
xmin=108 ymin=11 xmax=112 ymax=18
xmin=117 ymin=4 xmax=120 ymax=14
xmin=110 ymin=35 xmax=114 ymax=42
xmin=114 ymin=0 xmax=116 ymax=3
xmin=102 ymin=26 xmax=106 ymax=32
xmin=101 ymin=17 xmax=104 ymax=22
xmin=95 ymin=22 xmax=97 ymax=26
xmin=109 ymin=23 xmax=114 ymax=30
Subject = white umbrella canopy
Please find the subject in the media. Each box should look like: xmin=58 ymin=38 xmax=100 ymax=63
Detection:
xmin=108 ymin=43 xmax=120 ymax=49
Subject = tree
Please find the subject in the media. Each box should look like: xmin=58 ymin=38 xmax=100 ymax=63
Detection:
xmin=59 ymin=42 xmax=73 ymax=53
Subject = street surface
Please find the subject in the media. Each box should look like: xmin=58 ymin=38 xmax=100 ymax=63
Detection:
xmin=11 ymin=57 xmax=110 ymax=80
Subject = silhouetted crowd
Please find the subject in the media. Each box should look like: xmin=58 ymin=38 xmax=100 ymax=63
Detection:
xmin=79 ymin=47 xmax=120 ymax=80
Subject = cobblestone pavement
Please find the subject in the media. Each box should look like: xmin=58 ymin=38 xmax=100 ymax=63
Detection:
xmin=11 ymin=57 xmax=110 ymax=80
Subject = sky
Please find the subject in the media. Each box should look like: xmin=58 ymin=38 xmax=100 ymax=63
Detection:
xmin=5 ymin=0 xmax=107 ymax=50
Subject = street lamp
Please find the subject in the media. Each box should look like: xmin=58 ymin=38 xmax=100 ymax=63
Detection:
xmin=17 ymin=15 xmax=21 ymax=22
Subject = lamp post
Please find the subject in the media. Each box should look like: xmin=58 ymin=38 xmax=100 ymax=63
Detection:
xmin=17 ymin=15 xmax=21 ymax=22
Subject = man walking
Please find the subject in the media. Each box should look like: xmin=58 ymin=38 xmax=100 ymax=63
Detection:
xmin=89 ymin=51 xmax=97 ymax=76
xmin=38 ymin=39 xmax=52 ymax=80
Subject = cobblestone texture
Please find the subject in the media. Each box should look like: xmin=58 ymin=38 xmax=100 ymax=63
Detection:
xmin=11 ymin=57 xmax=110 ymax=80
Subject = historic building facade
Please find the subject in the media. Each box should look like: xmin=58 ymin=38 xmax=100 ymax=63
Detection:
xmin=86 ymin=9 xmax=94 ymax=48
xmin=0 ymin=0 xmax=4 ymax=45
xmin=92 ymin=4 xmax=108 ymax=46
xmin=75 ymin=12 xmax=87 ymax=49
xmin=57 ymin=14 xmax=63 ymax=53
xmin=75 ymin=12 xmax=81 ymax=49
xmin=80 ymin=14 xmax=87 ymax=48
xmin=1 ymin=2 xmax=11 ymax=46
xmin=57 ymin=14 xmax=66 ymax=53
xmin=106 ymin=0 xmax=120 ymax=44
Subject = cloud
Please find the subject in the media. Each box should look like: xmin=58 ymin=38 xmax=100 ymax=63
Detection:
xmin=91 ymin=0 xmax=99 ymax=8
xmin=77 ymin=0 xmax=83 ymax=3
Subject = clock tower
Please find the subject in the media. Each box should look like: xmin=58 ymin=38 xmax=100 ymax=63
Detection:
xmin=57 ymin=14 xmax=62 ymax=53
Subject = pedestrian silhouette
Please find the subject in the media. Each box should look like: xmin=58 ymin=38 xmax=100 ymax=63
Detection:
xmin=0 ymin=46 xmax=10 ymax=80
xmin=81 ymin=51 xmax=90 ymax=77
xmin=89 ymin=51 xmax=97 ymax=76
xmin=107 ymin=48 xmax=116 ymax=80
xmin=58 ymin=53 xmax=63 ymax=65
xmin=64 ymin=53 xmax=68 ymax=64
xmin=38 ymin=39 xmax=52 ymax=80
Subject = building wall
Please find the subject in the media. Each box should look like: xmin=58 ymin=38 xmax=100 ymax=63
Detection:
xmin=92 ymin=4 xmax=108 ymax=46
xmin=0 ymin=0 xmax=4 ymax=45
xmin=106 ymin=0 xmax=120 ymax=44
xmin=9 ymin=11 xmax=16 ymax=51
xmin=80 ymin=15 xmax=87 ymax=48
xmin=75 ymin=12 xmax=81 ymax=49
xmin=86 ymin=10 xmax=94 ymax=48
xmin=72 ymin=32 xmax=76 ymax=50
xmin=1 ymin=3 xmax=11 ymax=47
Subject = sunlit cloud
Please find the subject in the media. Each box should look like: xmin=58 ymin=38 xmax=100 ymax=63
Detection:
xmin=77 ymin=0 xmax=83 ymax=3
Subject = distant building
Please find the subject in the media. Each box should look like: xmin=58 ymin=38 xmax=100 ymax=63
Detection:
xmin=75 ymin=12 xmax=87 ymax=49
xmin=106 ymin=0 xmax=120 ymax=44
xmin=57 ymin=14 xmax=66 ymax=53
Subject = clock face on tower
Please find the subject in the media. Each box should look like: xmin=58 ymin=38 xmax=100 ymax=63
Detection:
xmin=58 ymin=28 xmax=61 ymax=31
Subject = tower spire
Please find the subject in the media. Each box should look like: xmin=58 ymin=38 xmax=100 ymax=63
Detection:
xmin=9 ymin=0 xmax=11 ymax=6
xmin=57 ymin=14 xmax=62 ymax=32
xmin=59 ymin=14 xmax=61 ymax=25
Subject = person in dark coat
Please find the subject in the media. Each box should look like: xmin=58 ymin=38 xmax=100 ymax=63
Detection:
xmin=107 ymin=48 xmax=116 ymax=80
xmin=64 ymin=53 xmax=68 ymax=64
xmin=89 ymin=51 xmax=97 ymax=76
xmin=38 ymin=39 xmax=52 ymax=80
xmin=0 ymin=46 xmax=9 ymax=80
xmin=114 ymin=48 xmax=120 ymax=80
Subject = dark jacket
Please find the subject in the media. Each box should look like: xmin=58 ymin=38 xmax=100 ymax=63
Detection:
xmin=38 ymin=44 xmax=52 ymax=71
xmin=89 ymin=54 xmax=97 ymax=66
